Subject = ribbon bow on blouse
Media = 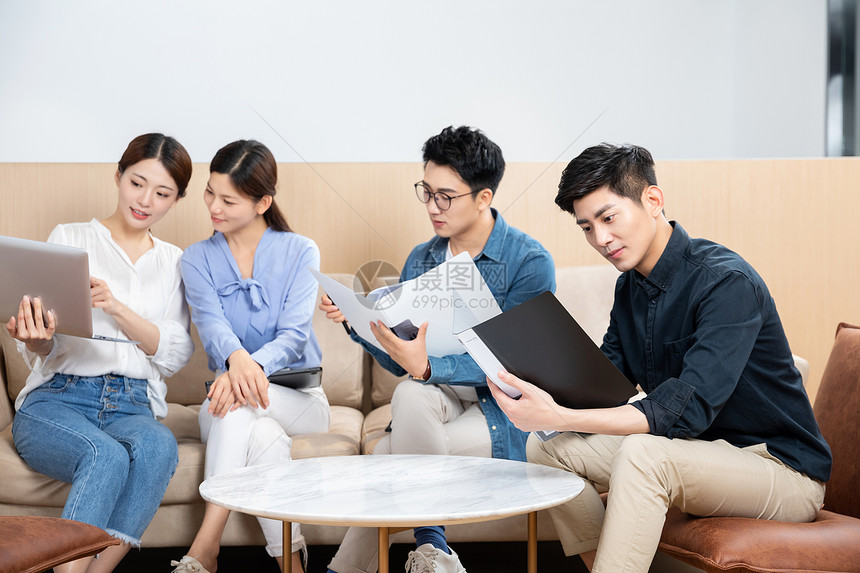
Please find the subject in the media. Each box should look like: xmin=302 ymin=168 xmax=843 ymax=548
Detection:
xmin=217 ymin=278 xmax=270 ymax=335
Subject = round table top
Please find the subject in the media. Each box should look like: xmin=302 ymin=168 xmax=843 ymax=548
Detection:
xmin=199 ymin=454 xmax=584 ymax=527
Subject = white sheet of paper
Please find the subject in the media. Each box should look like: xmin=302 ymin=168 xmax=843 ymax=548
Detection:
xmin=456 ymin=328 xmax=521 ymax=398
xmin=311 ymin=252 xmax=500 ymax=357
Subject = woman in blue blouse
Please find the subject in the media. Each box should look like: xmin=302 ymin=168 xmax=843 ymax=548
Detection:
xmin=173 ymin=140 xmax=330 ymax=573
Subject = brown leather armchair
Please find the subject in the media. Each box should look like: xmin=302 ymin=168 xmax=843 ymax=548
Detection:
xmin=657 ymin=322 xmax=860 ymax=573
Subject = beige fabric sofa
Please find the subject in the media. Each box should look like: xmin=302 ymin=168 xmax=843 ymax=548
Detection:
xmin=0 ymin=265 xmax=809 ymax=549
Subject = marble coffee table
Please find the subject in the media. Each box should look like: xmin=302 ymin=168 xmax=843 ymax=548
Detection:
xmin=199 ymin=454 xmax=584 ymax=573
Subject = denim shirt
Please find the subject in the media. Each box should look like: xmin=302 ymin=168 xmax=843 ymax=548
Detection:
xmin=351 ymin=209 xmax=556 ymax=461
xmin=604 ymin=222 xmax=831 ymax=482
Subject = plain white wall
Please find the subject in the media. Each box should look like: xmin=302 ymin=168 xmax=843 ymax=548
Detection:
xmin=0 ymin=0 xmax=826 ymax=163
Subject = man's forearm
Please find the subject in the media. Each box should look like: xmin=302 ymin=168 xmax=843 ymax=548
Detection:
xmin=558 ymin=404 xmax=650 ymax=435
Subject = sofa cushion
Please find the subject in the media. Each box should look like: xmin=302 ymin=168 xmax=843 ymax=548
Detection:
xmin=160 ymin=402 xmax=203 ymax=443
xmin=314 ymin=282 xmax=365 ymax=410
xmin=294 ymin=404 xmax=364 ymax=458
xmin=554 ymin=265 xmax=619 ymax=345
xmin=162 ymin=441 xmax=207 ymax=504
xmin=370 ymin=359 xmax=406 ymax=409
xmin=1 ymin=330 xmax=29 ymax=404
xmin=793 ymin=354 xmax=810 ymax=386
xmin=361 ymin=403 xmax=391 ymax=455
xmin=164 ymin=325 xmax=209 ymax=406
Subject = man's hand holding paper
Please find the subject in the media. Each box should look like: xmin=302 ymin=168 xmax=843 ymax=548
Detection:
xmin=370 ymin=320 xmax=430 ymax=379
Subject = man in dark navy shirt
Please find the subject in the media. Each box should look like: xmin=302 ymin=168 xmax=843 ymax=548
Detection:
xmin=489 ymin=143 xmax=831 ymax=573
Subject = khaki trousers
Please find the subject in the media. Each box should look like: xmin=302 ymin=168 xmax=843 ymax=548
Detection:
xmin=328 ymin=380 xmax=492 ymax=573
xmin=527 ymin=432 xmax=825 ymax=573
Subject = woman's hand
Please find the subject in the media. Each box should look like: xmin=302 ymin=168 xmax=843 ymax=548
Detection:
xmin=227 ymin=349 xmax=269 ymax=409
xmin=89 ymin=276 xmax=125 ymax=316
xmin=207 ymin=371 xmax=240 ymax=417
xmin=319 ymin=294 xmax=346 ymax=323
xmin=5 ymin=296 xmax=56 ymax=355
xmin=88 ymin=275 xmax=160 ymax=354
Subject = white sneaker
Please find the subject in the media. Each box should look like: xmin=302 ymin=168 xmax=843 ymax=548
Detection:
xmin=404 ymin=543 xmax=467 ymax=573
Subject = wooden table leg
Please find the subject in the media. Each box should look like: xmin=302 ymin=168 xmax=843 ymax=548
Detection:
xmin=528 ymin=511 xmax=537 ymax=573
xmin=378 ymin=526 xmax=390 ymax=573
xmin=283 ymin=520 xmax=292 ymax=573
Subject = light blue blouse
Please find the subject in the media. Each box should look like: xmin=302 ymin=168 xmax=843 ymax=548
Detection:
xmin=180 ymin=228 xmax=322 ymax=375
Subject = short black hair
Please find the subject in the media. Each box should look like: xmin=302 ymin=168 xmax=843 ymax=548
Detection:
xmin=422 ymin=126 xmax=505 ymax=194
xmin=555 ymin=143 xmax=657 ymax=214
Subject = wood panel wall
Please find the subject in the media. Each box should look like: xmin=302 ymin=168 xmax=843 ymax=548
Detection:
xmin=2 ymin=159 xmax=858 ymax=401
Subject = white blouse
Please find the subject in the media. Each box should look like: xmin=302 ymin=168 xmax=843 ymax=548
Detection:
xmin=14 ymin=220 xmax=195 ymax=419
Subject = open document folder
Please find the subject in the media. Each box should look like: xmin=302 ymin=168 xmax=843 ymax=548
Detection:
xmin=310 ymin=252 xmax=500 ymax=357
xmin=455 ymin=291 xmax=636 ymax=410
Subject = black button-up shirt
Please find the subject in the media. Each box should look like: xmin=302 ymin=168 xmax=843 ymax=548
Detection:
xmin=603 ymin=222 xmax=832 ymax=482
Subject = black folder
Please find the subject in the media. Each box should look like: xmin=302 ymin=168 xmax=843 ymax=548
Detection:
xmin=471 ymin=291 xmax=636 ymax=409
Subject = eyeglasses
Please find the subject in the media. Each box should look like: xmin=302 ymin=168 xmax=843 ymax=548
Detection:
xmin=414 ymin=182 xmax=478 ymax=211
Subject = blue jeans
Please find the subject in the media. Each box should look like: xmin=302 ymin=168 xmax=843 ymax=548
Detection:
xmin=12 ymin=373 xmax=178 ymax=545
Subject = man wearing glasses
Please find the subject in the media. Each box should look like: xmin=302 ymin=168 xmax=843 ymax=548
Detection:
xmin=320 ymin=125 xmax=555 ymax=573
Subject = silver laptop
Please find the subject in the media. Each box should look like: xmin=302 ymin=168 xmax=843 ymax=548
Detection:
xmin=0 ymin=234 xmax=137 ymax=343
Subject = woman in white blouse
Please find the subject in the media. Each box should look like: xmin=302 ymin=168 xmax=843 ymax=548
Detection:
xmin=5 ymin=133 xmax=196 ymax=573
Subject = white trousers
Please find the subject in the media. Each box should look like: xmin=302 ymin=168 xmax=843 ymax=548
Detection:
xmin=329 ymin=380 xmax=492 ymax=573
xmin=199 ymin=384 xmax=330 ymax=557
xmin=527 ymin=432 xmax=826 ymax=573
